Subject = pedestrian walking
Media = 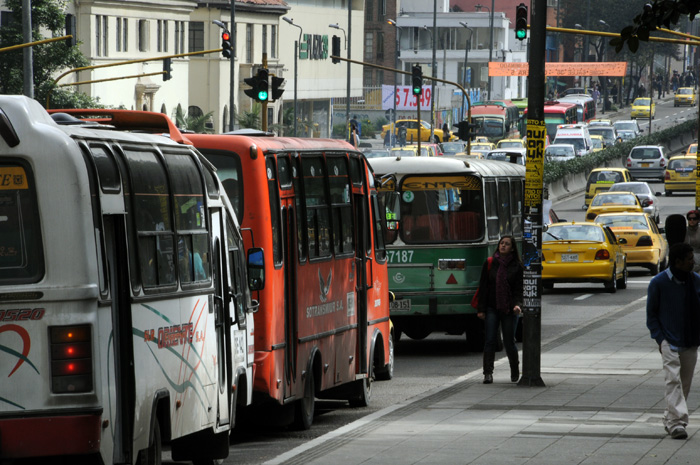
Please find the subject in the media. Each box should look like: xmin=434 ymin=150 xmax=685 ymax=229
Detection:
xmin=442 ymin=123 xmax=451 ymax=143
xmin=349 ymin=124 xmax=359 ymax=148
xmin=684 ymin=210 xmax=700 ymax=272
xmin=475 ymin=235 xmax=523 ymax=384
xmin=647 ymin=242 xmax=700 ymax=440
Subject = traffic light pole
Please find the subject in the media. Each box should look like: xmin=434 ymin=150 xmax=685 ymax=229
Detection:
xmin=519 ymin=0 xmax=546 ymax=388
xmin=331 ymin=55 xmax=474 ymax=153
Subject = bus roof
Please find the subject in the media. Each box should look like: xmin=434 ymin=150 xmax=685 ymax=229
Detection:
xmin=185 ymin=133 xmax=357 ymax=153
xmin=470 ymin=105 xmax=507 ymax=116
xmin=524 ymin=101 xmax=577 ymax=115
xmin=367 ymin=155 xmax=525 ymax=177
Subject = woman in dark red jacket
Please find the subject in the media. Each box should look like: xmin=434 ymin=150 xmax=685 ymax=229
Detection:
xmin=476 ymin=235 xmax=524 ymax=384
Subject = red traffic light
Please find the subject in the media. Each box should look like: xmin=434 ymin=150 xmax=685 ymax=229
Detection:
xmin=222 ymin=32 xmax=230 ymax=41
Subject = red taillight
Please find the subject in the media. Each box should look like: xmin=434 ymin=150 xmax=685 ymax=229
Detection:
xmin=660 ymin=158 xmax=666 ymax=167
xmin=50 ymin=325 xmax=93 ymax=393
xmin=665 ymin=171 xmax=671 ymax=180
xmin=626 ymin=157 xmax=632 ymax=167
xmin=595 ymin=250 xmax=610 ymax=260
xmin=637 ymin=235 xmax=654 ymax=246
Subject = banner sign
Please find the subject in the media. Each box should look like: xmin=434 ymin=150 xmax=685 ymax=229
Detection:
xmin=488 ymin=62 xmax=628 ymax=77
xmin=382 ymin=85 xmax=432 ymax=111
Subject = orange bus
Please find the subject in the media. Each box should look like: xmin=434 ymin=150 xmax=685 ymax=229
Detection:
xmin=524 ymin=101 xmax=578 ymax=139
xmin=185 ymin=134 xmax=393 ymax=429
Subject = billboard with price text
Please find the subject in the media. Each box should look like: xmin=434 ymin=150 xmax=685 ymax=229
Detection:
xmin=382 ymin=85 xmax=432 ymax=111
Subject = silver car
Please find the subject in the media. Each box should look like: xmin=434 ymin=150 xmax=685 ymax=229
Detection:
xmin=626 ymin=145 xmax=668 ymax=181
xmin=614 ymin=120 xmax=643 ymax=138
xmin=545 ymin=143 xmax=576 ymax=162
xmin=607 ymin=181 xmax=661 ymax=224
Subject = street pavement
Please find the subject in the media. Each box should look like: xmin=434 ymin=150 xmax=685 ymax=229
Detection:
xmin=265 ymin=296 xmax=700 ymax=465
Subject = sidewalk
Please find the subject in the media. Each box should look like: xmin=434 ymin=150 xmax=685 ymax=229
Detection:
xmin=266 ymin=297 xmax=700 ymax=465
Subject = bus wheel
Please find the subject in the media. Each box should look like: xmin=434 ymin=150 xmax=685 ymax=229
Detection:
xmin=404 ymin=326 xmax=430 ymax=340
xmin=349 ymin=374 xmax=372 ymax=408
xmin=293 ymin=372 xmax=315 ymax=430
xmin=138 ymin=419 xmax=162 ymax=465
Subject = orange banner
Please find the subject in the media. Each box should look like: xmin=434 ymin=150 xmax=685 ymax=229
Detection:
xmin=488 ymin=62 xmax=628 ymax=77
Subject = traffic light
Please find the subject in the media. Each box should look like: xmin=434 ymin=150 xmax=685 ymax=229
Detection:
xmin=332 ymin=35 xmax=341 ymax=64
xmin=270 ymin=75 xmax=285 ymax=101
xmin=163 ymin=58 xmax=172 ymax=81
xmin=221 ymin=30 xmax=232 ymax=59
xmin=515 ymin=3 xmax=528 ymax=41
xmin=454 ymin=120 xmax=480 ymax=141
xmin=411 ymin=65 xmax=423 ymax=96
xmin=65 ymin=14 xmax=76 ymax=47
xmin=244 ymin=68 xmax=269 ymax=102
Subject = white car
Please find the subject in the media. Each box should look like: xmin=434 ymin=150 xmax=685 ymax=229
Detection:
xmin=545 ymin=144 xmax=577 ymax=162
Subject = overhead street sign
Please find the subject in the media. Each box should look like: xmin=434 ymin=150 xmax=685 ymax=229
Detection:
xmin=488 ymin=62 xmax=628 ymax=77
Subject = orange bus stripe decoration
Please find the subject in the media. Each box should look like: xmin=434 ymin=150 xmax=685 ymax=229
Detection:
xmin=488 ymin=62 xmax=628 ymax=77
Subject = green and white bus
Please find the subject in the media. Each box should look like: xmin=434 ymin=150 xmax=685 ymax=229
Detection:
xmin=368 ymin=156 xmax=525 ymax=350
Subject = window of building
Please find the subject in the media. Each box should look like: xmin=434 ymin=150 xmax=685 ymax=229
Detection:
xmin=188 ymin=21 xmax=204 ymax=52
xmin=122 ymin=18 xmax=128 ymax=52
xmin=262 ymin=25 xmax=267 ymax=55
xmin=376 ymin=31 xmax=384 ymax=60
xmin=163 ymin=21 xmax=168 ymax=53
xmin=175 ymin=21 xmax=184 ymax=54
xmin=271 ymin=25 xmax=277 ymax=58
xmin=365 ymin=0 xmax=373 ymax=21
xmin=95 ymin=15 xmax=108 ymax=56
xmin=246 ymin=24 xmax=252 ymax=63
xmin=378 ymin=0 xmax=387 ymax=17
xmin=116 ymin=18 xmax=122 ymax=52
xmin=157 ymin=20 xmax=168 ymax=52
xmin=157 ymin=20 xmax=162 ymax=52
xmin=0 ymin=10 xmax=15 ymax=27
xmin=116 ymin=18 xmax=128 ymax=52
xmin=139 ymin=19 xmax=149 ymax=52
xmin=364 ymin=32 xmax=373 ymax=60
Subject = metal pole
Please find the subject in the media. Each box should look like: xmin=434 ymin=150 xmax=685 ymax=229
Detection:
xmin=393 ymin=31 xmax=399 ymax=147
xmin=462 ymin=38 xmax=469 ymax=120
xmin=22 ymin=0 xmax=33 ymax=98
xmin=583 ymin=0 xmax=591 ymax=89
xmin=294 ymin=40 xmax=298 ymax=136
xmin=346 ymin=1 xmax=351 ymax=127
xmin=488 ymin=0 xmax=494 ymax=100
xmin=229 ymin=0 xmax=236 ymax=131
xmin=430 ymin=0 xmax=437 ymax=141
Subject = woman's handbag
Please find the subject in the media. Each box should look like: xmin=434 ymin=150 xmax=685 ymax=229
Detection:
xmin=470 ymin=257 xmax=493 ymax=309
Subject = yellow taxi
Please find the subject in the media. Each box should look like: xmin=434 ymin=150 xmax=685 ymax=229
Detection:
xmin=542 ymin=222 xmax=628 ymax=292
xmin=630 ymin=98 xmax=656 ymax=119
xmin=685 ymin=143 xmax=697 ymax=156
xmin=586 ymin=191 xmax=644 ymax=222
xmin=380 ymin=119 xmax=457 ymax=144
xmin=496 ymin=138 xmax=525 ymax=149
xmin=590 ymin=135 xmax=605 ymax=152
xmin=664 ymin=155 xmax=696 ymax=195
xmin=467 ymin=142 xmax=495 ymax=158
xmin=584 ymin=167 xmax=633 ymax=207
xmin=390 ymin=145 xmax=434 ymax=157
xmin=474 ymin=136 xmax=490 ymax=143
xmin=674 ymin=87 xmax=697 ymax=107
xmin=594 ymin=212 xmax=668 ymax=275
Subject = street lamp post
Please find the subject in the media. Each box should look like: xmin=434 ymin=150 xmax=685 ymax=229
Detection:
xmin=388 ymin=19 xmax=402 ymax=147
xmin=282 ymin=17 xmax=303 ymax=136
xmin=329 ymin=23 xmax=347 ymax=139
xmin=599 ymin=20 xmax=610 ymax=114
xmin=459 ymin=22 xmax=474 ymax=121
xmin=476 ymin=3 xmax=494 ymax=100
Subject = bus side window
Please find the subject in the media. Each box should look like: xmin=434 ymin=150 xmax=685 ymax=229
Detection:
xmin=226 ymin=219 xmax=246 ymax=326
xmin=163 ymin=152 xmax=211 ymax=285
xmin=291 ymin=155 xmax=307 ymax=263
xmin=302 ymin=155 xmax=331 ymax=259
xmin=371 ymin=194 xmax=387 ymax=261
xmin=510 ymin=178 xmax=523 ymax=238
xmin=327 ymin=156 xmax=354 ymax=256
xmin=124 ymin=149 xmax=176 ymax=288
xmin=498 ymin=179 xmax=511 ymax=236
xmin=485 ymin=180 xmax=499 ymax=240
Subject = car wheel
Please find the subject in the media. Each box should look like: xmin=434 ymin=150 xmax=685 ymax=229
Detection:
xmin=649 ymin=261 xmax=659 ymax=276
xmin=617 ymin=263 xmax=628 ymax=289
xmin=604 ymin=266 xmax=617 ymax=293
xmin=433 ymin=135 xmax=441 ymax=144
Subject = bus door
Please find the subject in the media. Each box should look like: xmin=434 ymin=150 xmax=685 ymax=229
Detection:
xmin=273 ymin=155 xmax=298 ymax=399
xmin=86 ymin=143 xmax=135 ymax=463
xmin=352 ymin=163 xmax=370 ymax=375
xmin=210 ymin=209 xmax=232 ymax=427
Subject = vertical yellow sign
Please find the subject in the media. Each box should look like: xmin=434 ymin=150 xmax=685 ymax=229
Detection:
xmin=524 ymin=120 xmax=546 ymax=208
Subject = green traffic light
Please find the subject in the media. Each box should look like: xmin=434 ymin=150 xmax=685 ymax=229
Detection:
xmin=516 ymin=30 xmax=526 ymax=39
xmin=258 ymin=91 xmax=268 ymax=101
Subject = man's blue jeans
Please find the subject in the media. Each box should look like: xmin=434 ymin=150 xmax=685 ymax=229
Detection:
xmin=484 ymin=308 xmax=518 ymax=353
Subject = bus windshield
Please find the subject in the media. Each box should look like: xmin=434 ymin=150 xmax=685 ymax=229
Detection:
xmin=473 ymin=117 xmax=504 ymax=138
xmin=382 ymin=175 xmax=485 ymax=243
xmin=544 ymin=115 xmax=566 ymax=138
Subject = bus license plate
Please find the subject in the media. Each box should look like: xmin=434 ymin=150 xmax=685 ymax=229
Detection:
xmin=561 ymin=253 xmax=578 ymax=262
xmin=390 ymin=299 xmax=411 ymax=311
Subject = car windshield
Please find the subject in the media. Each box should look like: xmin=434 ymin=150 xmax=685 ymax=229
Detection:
xmin=392 ymin=149 xmax=417 ymax=157
xmin=588 ymin=128 xmax=614 ymax=141
xmin=589 ymin=170 xmax=624 ymax=183
xmin=615 ymin=122 xmax=637 ymax=131
xmin=669 ymin=158 xmax=695 ymax=171
xmin=555 ymin=138 xmax=586 ymax=152
xmin=595 ymin=215 xmax=649 ymax=230
xmin=609 ymin=183 xmax=648 ymax=195
xmin=441 ymin=143 xmax=464 ymax=154
xmin=544 ymin=225 xmax=604 ymax=242
xmin=630 ymin=148 xmax=661 ymax=159
xmin=592 ymin=194 xmax=637 ymax=206
xmin=591 ymin=138 xmax=604 ymax=149
xmin=679 ymin=88 xmax=693 ymax=95
xmin=499 ymin=141 xmax=522 ymax=148
xmin=421 ymin=121 xmax=431 ymax=130
xmin=546 ymin=146 xmax=574 ymax=156
xmin=634 ymin=98 xmax=651 ymax=106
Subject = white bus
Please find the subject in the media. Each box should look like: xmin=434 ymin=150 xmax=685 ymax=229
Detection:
xmin=0 ymin=96 xmax=260 ymax=464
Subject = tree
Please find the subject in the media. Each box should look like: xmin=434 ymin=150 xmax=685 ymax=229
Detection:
xmin=174 ymin=104 xmax=214 ymax=133
xmin=0 ymin=0 xmax=101 ymax=108
xmin=235 ymin=102 xmax=262 ymax=130
xmin=610 ymin=0 xmax=700 ymax=52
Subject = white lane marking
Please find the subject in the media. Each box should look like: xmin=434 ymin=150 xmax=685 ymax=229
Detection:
xmin=574 ymin=294 xmax=593 ymax=300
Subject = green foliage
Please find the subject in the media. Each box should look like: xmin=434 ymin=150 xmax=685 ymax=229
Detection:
xmin=544 ymin=119 xmax=699 ymax=185
xmin=174 ymin=105 xmax=214 ymax=133
xmin=0 ymin=0 xmax=97 ymax=108
xmin=236 ymin=102 xmax=262 ymax=130
xmin=333 ymin=123 xmax=348 ymax=138
xmin=375 ymin=117 xmax=389 ymax=131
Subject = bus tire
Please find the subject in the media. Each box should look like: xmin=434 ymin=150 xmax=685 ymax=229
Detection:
xmin=348 ymin=375 xmax=372 ymax=408
xmin=404 ymin=325 xmax=430 ymax=340
xmin=138 ymin=418 xmax=162 ymax=465
xmin=293 ymin=371 xmax=315 ymax=430
xmin=375 ymin=332 xmax=394 ymax=381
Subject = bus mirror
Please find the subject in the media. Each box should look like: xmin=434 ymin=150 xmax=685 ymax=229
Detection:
xmin=247 ymin=247 xmax=265 ymax=291
xmin=388 ymin=291 xmax=396 ymax=302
